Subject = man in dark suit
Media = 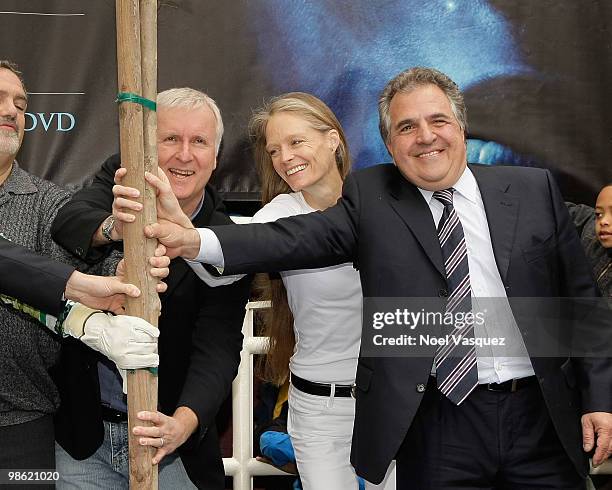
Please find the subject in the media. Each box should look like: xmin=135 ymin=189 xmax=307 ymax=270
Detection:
xmin=145 ymin=68 xmax=612 ymax=489
xmin=50 ymin=88 xmax=251 ymax=489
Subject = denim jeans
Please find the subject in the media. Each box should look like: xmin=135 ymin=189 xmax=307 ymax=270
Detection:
xmin=55 ymin=420 xmax=197 ymax=489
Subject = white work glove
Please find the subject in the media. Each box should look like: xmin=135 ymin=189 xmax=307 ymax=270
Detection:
xmin=63 ymin=303 xmax=159 ymax=370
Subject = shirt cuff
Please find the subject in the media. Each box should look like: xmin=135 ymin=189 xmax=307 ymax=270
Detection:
xmin=184 ymin=260 xmax=244 ymax=286
xmin=195 ymin=228 xmax=225 ymax=269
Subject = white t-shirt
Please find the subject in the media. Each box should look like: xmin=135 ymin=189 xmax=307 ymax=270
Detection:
xmin=251 ymin=192 xmax=362 ymax=385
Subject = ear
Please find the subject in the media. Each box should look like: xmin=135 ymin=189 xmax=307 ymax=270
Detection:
xmin=213 ymin=157 xmax=217 ymax=170
xmin=328 ymin=129 xmax=340 ymax=152
xmin=385 ymin=140 xmax=395 ymax=163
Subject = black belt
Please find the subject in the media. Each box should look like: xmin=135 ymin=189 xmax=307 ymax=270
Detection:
xmin=101 ymin=405 xmax=128 ymax=422
xmin=477 ymin=376 xmax=537 ymax=393
xmin=291 ymin=373 xmax=354 ymax=398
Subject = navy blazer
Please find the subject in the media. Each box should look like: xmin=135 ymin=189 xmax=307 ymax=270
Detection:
xmin=211 ymin=163 xmax=607 ymax=483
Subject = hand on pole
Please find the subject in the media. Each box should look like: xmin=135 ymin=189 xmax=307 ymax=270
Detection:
xmin=81 ymin=311 xmax=159 ymax=369
xmin=145 ymin=167 xmax=193 ymax=228
xmin=110 ymin=167 xmax=141 ymax=239
xmin=133 ymin=406 xmax=199 ymax=464
xmin=115 ymin=242 xmax=171 ymax=295
xmin=144 ymin=220 xmax=201 ymax=260
xmin=64 ymin=270 xmax=140 ymax=314
xmin=112 ymin=166 xmax=193 ymax=230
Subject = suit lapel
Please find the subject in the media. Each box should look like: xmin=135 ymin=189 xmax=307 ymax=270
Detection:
xmin=388 ymin=174 xmax=446 ymax=278
xmin=470 ymin=165 xmax=519 ymax=283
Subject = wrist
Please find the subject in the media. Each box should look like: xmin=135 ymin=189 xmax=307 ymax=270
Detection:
xmin=173 ymin=406 xmax=199 ymax=441
xmin=102 ymin=215 xmax=122 ymax=242
xmin=63 ymin=303 xmax=103 ymax=339
xmin=64 ymin=271 xmax=84 ymax=303
xmin=110 ymin=223 xmax=122 ymax=241
xmin=182 ymin=228 xmax=201 ymax=260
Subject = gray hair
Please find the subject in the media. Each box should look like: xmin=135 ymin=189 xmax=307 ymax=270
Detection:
xmin=0 ymin=60 xmax=27 ymax=96
xmin=157 ymin=87 xmax=224 ymax=155
xmin=378 ymin=67 xmax=467 ymax=144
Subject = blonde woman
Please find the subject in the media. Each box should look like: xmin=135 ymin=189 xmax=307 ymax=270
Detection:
xmin=187 ymin=92 xmax=361 ymax=489
xmin=245 ymin=93 xmax=361 ymax=489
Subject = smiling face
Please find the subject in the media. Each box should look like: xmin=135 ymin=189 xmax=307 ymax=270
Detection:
xmin=386 ymin=84 xmax=467 ymax=191
xmin=595 ymin=185 xmax=612 ymax=249
xmin=265 ymin=112 xmax=340 ymax=195
xmin=0 ymin=68 xmax=27 ymax=160
xmin=157 ymin=105 xmax=218 ymax=215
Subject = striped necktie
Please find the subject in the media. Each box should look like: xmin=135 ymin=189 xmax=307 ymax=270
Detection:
xmin=433 ymin=188 xmax=478 ymax=405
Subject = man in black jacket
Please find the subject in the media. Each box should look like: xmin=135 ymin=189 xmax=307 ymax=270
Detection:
xmin=51 ymin=88 xmax=251 ymax=489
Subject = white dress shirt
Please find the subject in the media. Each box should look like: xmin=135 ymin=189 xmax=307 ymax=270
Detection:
xmin=196 ymin=192 xmax=362 ymax=384
xmin=418 ymin=166 xmax=534 ymax=383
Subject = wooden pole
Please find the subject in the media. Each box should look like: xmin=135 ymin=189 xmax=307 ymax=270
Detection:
xmin=115 ymin=0 xmax=159 ymax=488
xmin=140 ymin=0 xmax=157 ymax=180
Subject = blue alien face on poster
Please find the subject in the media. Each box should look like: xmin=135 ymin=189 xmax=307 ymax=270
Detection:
xmin=248 ymin=0 xmax=535 ymax=169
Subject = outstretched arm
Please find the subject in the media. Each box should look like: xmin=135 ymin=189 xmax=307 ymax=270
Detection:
xmin=0 ymin=235 xmax=74 ymax=315
xmin=1 ymin=296 xmax=159 ymax=372
xmin=145 ymin=171 xmax=362 ymax=273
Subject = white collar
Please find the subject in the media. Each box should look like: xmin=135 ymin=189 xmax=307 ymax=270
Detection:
xmin=417 ymin=165 xmax=479 ymax=205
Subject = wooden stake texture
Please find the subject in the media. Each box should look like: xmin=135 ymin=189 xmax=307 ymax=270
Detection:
xmin=115 ymin=0 xmax=159 ymax=488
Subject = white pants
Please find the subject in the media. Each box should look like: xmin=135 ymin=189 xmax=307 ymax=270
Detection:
xmin=288 ymin=384 xmax=396 ymax=490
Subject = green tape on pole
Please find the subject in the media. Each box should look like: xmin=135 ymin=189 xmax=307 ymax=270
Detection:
xmin=126 ymin=367 xmax=159 ymax=376
xmin=116 ymin=92 xmax=157 ymax=111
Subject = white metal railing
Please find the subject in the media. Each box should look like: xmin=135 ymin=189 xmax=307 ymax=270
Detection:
xmin=223 ymin=300 xmax=292 ymax=490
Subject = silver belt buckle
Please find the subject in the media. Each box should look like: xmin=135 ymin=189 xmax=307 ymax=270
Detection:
xmin=510 ymin=379 xmax=518 ymax=392
xmin=351 ymin=383 xmax=357 ymax=399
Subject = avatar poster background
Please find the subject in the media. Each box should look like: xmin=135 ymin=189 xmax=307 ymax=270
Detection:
xmin=2 ymin=0 xmax=611 ymax=205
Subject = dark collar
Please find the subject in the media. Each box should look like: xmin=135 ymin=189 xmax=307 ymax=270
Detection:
xmin=0 ymin=162 xmax=38 ymax=196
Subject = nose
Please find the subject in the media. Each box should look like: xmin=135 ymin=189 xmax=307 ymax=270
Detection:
xmin=601 ymin=213 xmax=611 ymax=227
xmin=416 ymin=123 xmax=436 ymax=145
xmin=0 ymin=97 xmax=18 ymax=121
xmin=279 ymin=146 xmax=294 ymax=163
xmin=176 ymin=140 xmax=192 ymax=162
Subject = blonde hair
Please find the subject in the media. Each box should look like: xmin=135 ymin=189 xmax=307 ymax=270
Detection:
xmin=249 ymin=92 xmax=350 ymax=206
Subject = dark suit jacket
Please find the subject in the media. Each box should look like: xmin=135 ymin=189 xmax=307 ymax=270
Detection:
xmin=0 ymin=236 xmax=73 ymax=315
xmin=50 ymin=154 xmax=251 ymax=489
xmin=210 ymin=163 xmax=607 ymax=483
